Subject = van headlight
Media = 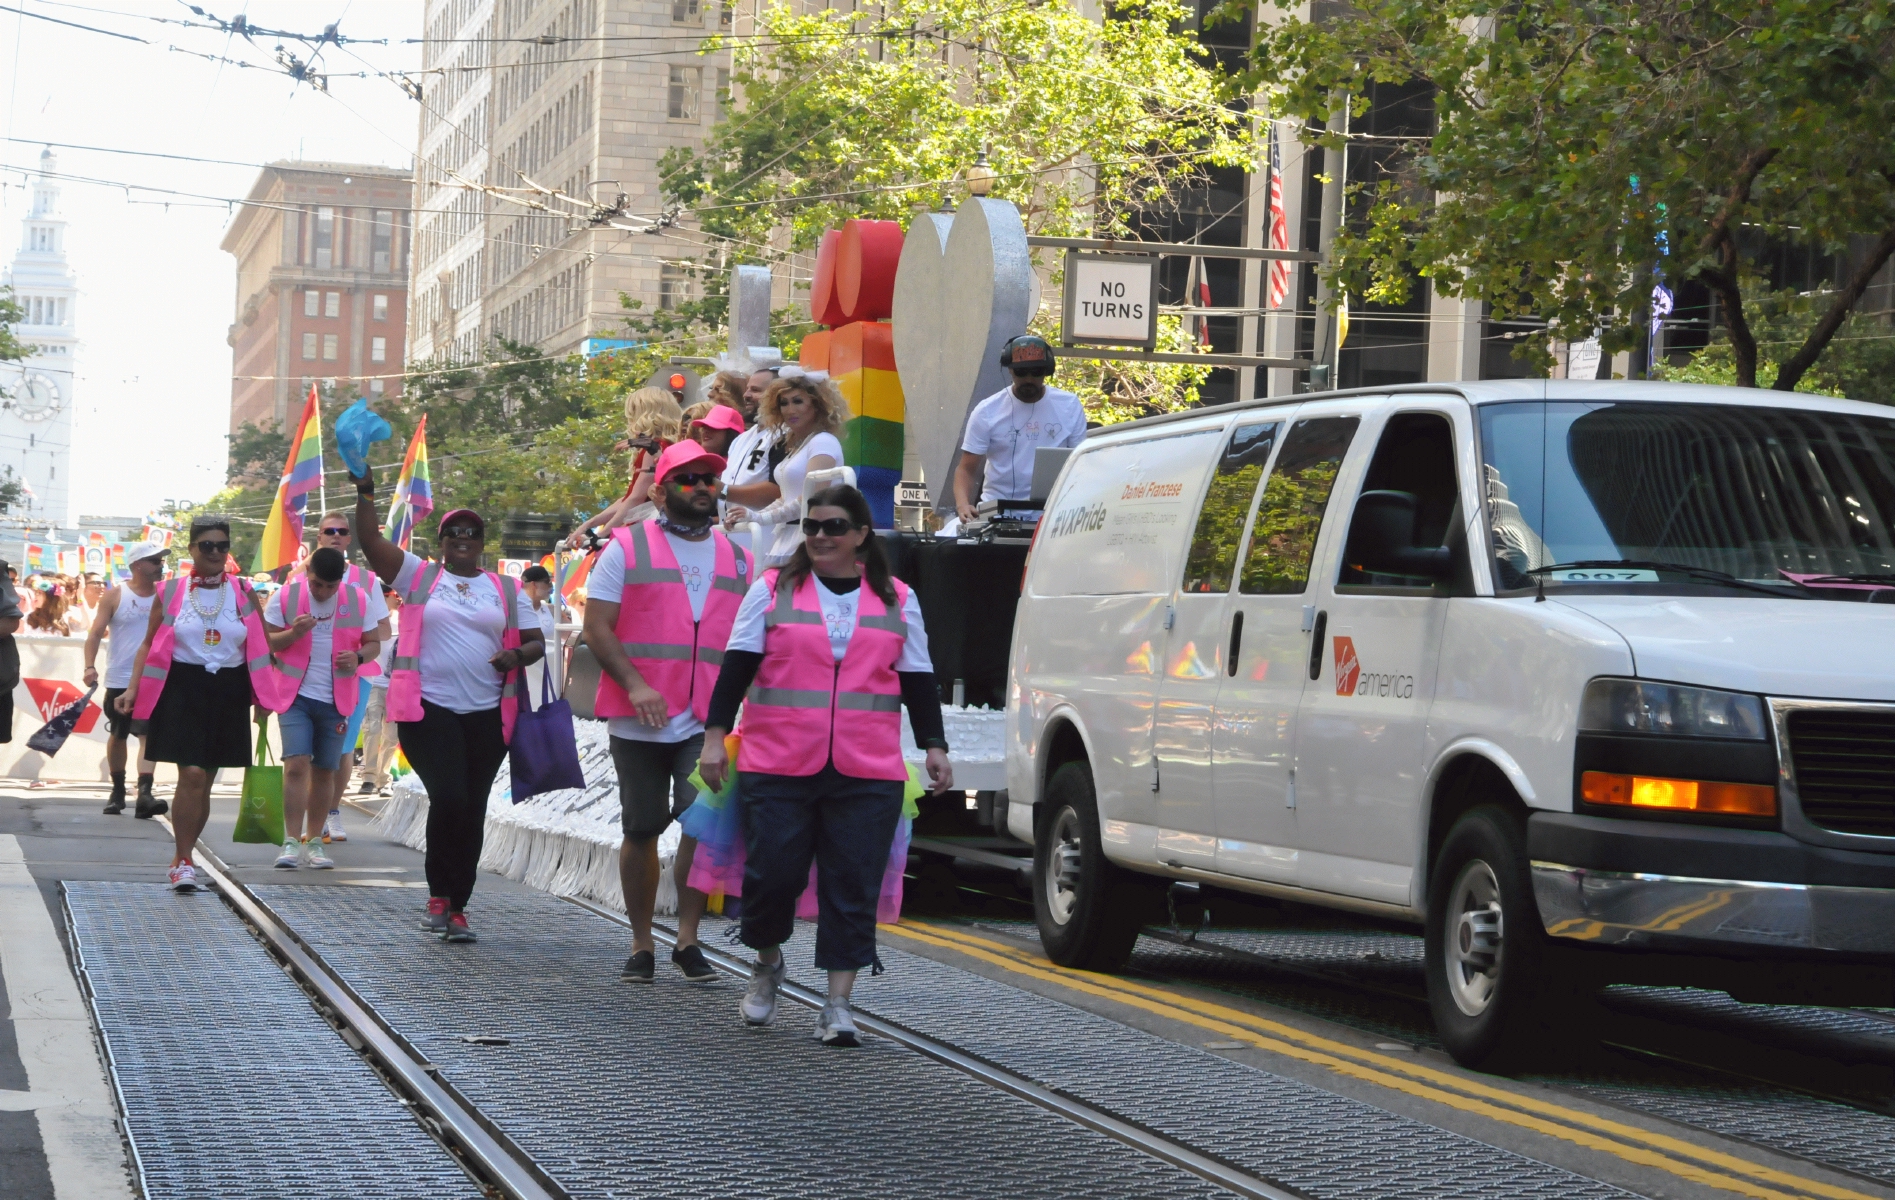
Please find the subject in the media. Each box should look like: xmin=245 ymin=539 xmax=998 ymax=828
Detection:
xmin=1579 ymin=678 xmax=1767 ymax=741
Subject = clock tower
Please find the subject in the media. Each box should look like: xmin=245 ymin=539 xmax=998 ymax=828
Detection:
xmin=1 ymin=148 xmax=77 ymax=527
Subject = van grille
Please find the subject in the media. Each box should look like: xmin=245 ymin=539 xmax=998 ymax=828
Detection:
xmin=1787 ymin=708 xmax=1895 ymax=837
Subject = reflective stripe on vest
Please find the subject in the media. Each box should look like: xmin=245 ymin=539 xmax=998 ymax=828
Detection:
xmin=838 ymin=692 xmax=902 ymax=712
xmin=624 ymin=524 xmax=684 ymax=584
xmin=746 ymin=686 xmax=830 ymax=708
xmin=621 ymin=641 xmax=693 ymax=660
xmin=763 ymin=578 xmax=822 ymax=626
xmin=594 ymin=520 xmax=748 ymax=725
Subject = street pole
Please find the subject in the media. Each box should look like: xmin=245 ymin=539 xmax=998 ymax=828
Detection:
xmin=1310 ymin=92 xmax=1348 ymax=390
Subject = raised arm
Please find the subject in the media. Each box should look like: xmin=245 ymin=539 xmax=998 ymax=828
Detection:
xmin=350 ymin=465 xmax=406 ymax=585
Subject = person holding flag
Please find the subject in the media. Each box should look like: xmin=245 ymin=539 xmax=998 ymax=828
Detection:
xmin=253 ymin=385 xmax=325 ymax=576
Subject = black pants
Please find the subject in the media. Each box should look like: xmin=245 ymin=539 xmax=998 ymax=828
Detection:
xmin=738 ymin=764 xmax=904 ymax=971
xmin=398 ymin=700 xmax=507 ymax=910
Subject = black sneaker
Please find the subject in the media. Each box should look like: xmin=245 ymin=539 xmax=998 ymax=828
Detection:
xmin=134 ymin=794 xmax=169 ymax=819
xmin=671 ymin=944 xmax=716 ymax=983
xmin=103 ymin=784 xmax=126 ymax=815
xmin=620 ymin=950 xmax=655 ymax=983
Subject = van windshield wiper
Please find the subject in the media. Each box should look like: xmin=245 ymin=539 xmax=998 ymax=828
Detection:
xmin=1798 ymin=572 xmax=1895 ymax=586
xmin=1528 ymin=560 xmax=1810 ymax=599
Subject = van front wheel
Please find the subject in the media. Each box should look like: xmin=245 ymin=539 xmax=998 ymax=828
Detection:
xmin=1034 ymin=762 xmax=1147 ymax=970
xmin=1424 ymin=805 xmax=1557 ymax=1071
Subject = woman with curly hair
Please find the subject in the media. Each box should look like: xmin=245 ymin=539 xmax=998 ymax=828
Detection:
xmin=25 ymin=582 xmax=71 ymax=635
xmin=729 ymin=367 xmax=850 ymax=567
xmin=570 ymin=386 xmax=683 ymax=547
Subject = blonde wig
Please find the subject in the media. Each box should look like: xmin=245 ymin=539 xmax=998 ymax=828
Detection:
xmin=678 ymin=400 xmax=714 ymax=443
xmin=622 ymin=386 xmax=683 ymax=441
xmin=760 ymin=374 xmax=850 ymax=445
xmin=707 ymin=370 xmax=749 ymax=409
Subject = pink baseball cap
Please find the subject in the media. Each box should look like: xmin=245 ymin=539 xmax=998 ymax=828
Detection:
xmin=692 ymin=405 xmax=746 ymax=434
xmin=654 ymin=441 xmax=727 ymax=483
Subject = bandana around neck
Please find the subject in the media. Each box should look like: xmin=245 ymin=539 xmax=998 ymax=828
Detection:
xmin=656 ymin=513 xmax=713 ymax=540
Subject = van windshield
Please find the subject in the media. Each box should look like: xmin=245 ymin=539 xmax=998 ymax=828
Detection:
xmin=1478 ymin=401 xmax=1895 ymax=594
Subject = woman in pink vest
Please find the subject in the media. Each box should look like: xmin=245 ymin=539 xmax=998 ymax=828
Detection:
xmin=351 ymin=468 xmax=546 ymax=943
xmin=115 ymin=516 xmax=293 ymax=891
xmin=697 ymin=484 xmax=953 ymax=1047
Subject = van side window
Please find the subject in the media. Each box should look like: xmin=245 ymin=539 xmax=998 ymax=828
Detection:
xmin=1339 ymin=412 xmax=1460 ymax=588
xmin=1238 ymin=417 xmax=1359 ymax=594
xmin=1181 ymin=421 xmax=1279 ymax=593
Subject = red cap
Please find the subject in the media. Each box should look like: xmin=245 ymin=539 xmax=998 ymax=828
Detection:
xmin=691 ymin=404 xmax=746 ymax=434
xmin=654 ymin=441 xmax=727 ymax=483
xmin=436 ymin=509 xmax=485 ymax=538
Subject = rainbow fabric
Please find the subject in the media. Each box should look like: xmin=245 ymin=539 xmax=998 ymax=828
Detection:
xmin=254 ymin=385 xmax=325 ymax=574
xmin=382 ymin=417 xmax=434 ymax=551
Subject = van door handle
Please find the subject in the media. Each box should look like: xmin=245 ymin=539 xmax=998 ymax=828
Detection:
xmin=1307 ymin=609 xmax=1328 ymax=681
xmin=1226 ymin=611 xmax=1244 ymax=676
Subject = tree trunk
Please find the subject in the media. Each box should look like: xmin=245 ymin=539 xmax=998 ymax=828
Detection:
xmin=1698 ymin=235 xmax=1759 ymax=389
xmin=1774 ymin=228 xmax=1895 ymax=392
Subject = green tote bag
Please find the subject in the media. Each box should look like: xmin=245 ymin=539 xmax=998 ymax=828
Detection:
xmin=233 ymin=724 xmax=285 ymax=845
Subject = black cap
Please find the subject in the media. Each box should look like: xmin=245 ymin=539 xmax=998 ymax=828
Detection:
xmin=999 ymin=334 xmax=1055 ymax=376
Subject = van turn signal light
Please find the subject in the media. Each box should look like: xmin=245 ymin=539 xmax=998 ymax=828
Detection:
xmin=1581 ymin=771 xmax=1776 ymax=817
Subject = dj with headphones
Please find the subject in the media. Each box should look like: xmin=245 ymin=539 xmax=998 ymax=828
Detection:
xmin=954 ymin=334 xmax=1088 ymax=523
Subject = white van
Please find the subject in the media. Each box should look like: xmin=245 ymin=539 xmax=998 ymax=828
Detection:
xmin=1005 ymin=380 xmax=1895 ymax=1068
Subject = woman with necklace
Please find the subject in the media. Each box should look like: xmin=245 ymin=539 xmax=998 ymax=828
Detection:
xmin=697 ymin=484 xmax=953 ymax=1046
xmin=117 ymin=517 xmax=295 ymax=891
xmin=351 ymin=469 xmax=545 ymax=943
xmin=726 ymin=368 xmax=847 ymax=567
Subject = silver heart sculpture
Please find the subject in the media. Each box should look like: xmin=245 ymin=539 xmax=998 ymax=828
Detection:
xmin=892 ymin=199 xmax=1033 ymax=511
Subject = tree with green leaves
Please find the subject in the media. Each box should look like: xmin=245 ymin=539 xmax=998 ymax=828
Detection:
xmin=1247 ymin=0 xmax=1895 ymax=391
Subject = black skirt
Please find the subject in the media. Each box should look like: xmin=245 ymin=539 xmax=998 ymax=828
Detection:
xmin=145 ymin=662 xmax=255 ymax=770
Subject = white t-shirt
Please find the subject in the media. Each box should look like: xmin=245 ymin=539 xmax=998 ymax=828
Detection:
xmin=392 ymin=553 xmax=541 ymax=714
xmin=722 ymin=424 xmax=778 ymax=491
xmin=371 ymin=609 xmax=398 ymax=690
xmin=729 ymin=574 xmax=932 ymax=668
xmin=266 ymin=582 xmax=392 ymax=704
xmin=763 ymin=431 xmax=846 ymax=562
xmin=960 ymin=385 xmax=1087 ymax=504
xmin=589 ymin=529 xmax=722 ymax=743
xmin=168 ymin=580 xmax=249 ymax=672
xmin=104 ymin=585 xmax=155 ymax=688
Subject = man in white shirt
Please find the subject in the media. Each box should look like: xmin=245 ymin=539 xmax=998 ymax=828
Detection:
xmin=954 ymin=334 xmax=1088 ymax=520
xmin=721 ymin=366 xmax=783 ymax=555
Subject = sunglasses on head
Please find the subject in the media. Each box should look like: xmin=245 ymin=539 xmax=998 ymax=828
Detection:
xmin=196 ymin=539 xmax=230 ymax=554
xmin=667 ymin=472 xmax=719 ymax=489
xmin=320 ymin=526 xmax=352 ymax=537
xmin=800 ymin=516 xmax=859 ymax=537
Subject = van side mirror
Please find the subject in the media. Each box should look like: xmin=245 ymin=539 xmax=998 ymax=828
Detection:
xmin=1346 ymin=490 xmax=1452 ymax=581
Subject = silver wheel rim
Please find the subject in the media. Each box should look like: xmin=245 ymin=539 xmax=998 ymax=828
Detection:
xmin=1043 ymin=807 xmax=1083 ymax=926
xmin=1445 ymin=859 xmax=1503 ymax=1017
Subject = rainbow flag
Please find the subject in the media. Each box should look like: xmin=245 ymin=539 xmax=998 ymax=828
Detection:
xmin=254 ymin=385 xmax=325 ymax=573
xmin=383 ymin=417 xmax=434 ymax=551
xmin=558 ymin=549 xmax=591 ymax=599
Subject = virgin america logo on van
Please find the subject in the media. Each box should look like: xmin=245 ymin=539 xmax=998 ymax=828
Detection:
xmin=1333 ymin=637 xmax=1361 ymax=696
xmin=1333 ymin=637 xmax=1416 ymax=699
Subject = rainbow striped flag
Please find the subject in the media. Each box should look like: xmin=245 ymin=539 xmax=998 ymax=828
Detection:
xmin=383 ymin=416 xmax=434 ymax=552
xmin=255 ymin=385 xmax=325 ymax=573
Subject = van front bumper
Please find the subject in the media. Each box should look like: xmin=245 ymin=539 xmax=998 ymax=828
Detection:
xmin=1527 ymin=813 xmax=1895 ymax=958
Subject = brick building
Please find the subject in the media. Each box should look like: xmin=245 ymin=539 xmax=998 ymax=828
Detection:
xmin=222 ymin=162 xmax=413 ymax=436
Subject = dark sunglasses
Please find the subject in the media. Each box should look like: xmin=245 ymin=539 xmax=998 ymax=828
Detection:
xmin=442 ymin=525 xmax=482 ymax=540
xmin=320 ymin=526 xmax=352 ymax=537
xmin=667 ymin=472 xmax=719 ymax=489
xmin=196 ymin=539 xmax=230 ymax=554
xmin=801 ymin=517 xmax=859 ymax=537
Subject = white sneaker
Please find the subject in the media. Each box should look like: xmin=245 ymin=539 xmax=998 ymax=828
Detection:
xmin=303 ymin=839 xmax=334 ymax=869
xmin=168 ymin=862 xmax=198 ymax=892
xmin=814 ymin=1000 xmax=860 ymax=1048
xmin=323 ymin=811 xmax=347 ymax=843
xmin=275 ymin=838 xmax=301 ymax=869
xmin=741 ymin=956 xmax=787 ymax=1026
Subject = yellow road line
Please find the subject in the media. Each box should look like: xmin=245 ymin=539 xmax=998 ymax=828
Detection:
xmin=888 ymin=921 xmax=1877 ymax=1200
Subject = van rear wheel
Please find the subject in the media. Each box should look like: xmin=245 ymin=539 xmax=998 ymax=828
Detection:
xmin=1424 ymin=805 xmax=1564 ymax=1071
xmin=1034 ymin=762 xmax=1148 ymax=970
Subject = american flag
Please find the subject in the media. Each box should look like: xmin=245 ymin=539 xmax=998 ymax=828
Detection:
xmin=1266 ymin=122 xmax=1293 ymax=309
xmin=1191 ymin=256 xmax=1213 ymax=346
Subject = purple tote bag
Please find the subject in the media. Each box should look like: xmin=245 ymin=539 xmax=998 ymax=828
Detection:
xmin=508 ymin=667 xmax=586 ymax=802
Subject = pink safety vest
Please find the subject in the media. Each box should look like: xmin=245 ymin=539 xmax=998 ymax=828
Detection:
xmin=274 ymin=579 xmax=379 ymax=713
xmin=736 ymin=569 xmax=910 ymax=780
xmin=133 ymin=575 xmax=296 ymax=719
xmin=594 ymin=519 xmax=751 ymax=724
xmin=387 ymin=565 xmax=524 ymax=743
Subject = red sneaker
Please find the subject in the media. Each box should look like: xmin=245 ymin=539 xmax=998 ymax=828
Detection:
xmin=443 ymin=911 xmax=477 ymax=943
xmin=420 ymin=897 xmax=450 ymax=934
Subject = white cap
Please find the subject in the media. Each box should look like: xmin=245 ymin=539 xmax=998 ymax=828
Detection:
xmin=124 ymin=541 xmax=167 ymax=565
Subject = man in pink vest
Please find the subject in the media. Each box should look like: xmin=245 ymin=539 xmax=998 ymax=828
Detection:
xmin=264 ymin=547 xmax=382 ymax=870
xmin=584 ymin=441 xmax=752 ymax=984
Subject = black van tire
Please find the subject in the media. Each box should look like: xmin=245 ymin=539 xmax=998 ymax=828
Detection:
xmin=1424 ymin=805 xmax=1561 ymax=1071
xmin=1033 ymin=761 xmax=1149 ymax=970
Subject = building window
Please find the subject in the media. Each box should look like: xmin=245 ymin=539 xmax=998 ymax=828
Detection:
xmin=716 ymin=68 xmax=730 ymax=113
xmin=369 ymin=378 xmax=385 ymax=396
xmin=671 ymin=0 xmax=699 ymax=23
xmin=373 ymin=294 xmax=389 ymax=321
xmin=314 ymin=206 xmax=335 ymax=269
xmin=371 ymin=337 xmax=387 ymax=363
xmin=322 ymin=333 xmax=339 ymax=361
xmin=660 ymin=263 xmax=691 ymax=310
xmin=372 ymin=210 xmax=395 ymax=274
xmin=667 ymin=66 xmax=700 ymax=121
xmin=302 ymin=332 xmax=318 ymax=361
xmin=304 ymin=289 xmax=319 ymax=317
xmin=325 ymin=292 xmax=341 ymax=318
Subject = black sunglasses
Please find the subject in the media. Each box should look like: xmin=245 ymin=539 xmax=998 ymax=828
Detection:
xmin=442 ymin=525 xmax=482 ymax=540
xmin=668 ymin=472 xmax=719 ymax=489
xmin=801 ymin=516 xmax=859 ymax=537
xmin=196 ymin=539 xmax=230 ymax=554
xmin=319 ymin=526 xmax=352 ymax=537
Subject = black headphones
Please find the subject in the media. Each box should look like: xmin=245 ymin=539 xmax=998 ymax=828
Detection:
xmin=998 ymin=334 xmax=1055 ymax=376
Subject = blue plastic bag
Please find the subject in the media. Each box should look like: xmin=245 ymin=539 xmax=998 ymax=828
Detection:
xmin=334 ymin=399 xmax=393 ymax=477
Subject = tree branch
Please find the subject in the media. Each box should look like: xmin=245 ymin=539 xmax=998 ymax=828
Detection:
xmin=1774 ymin=226 xmax=1895 ymax=392
xmin=1697 ymin=241 xmax=1760 ymax=389
xmin=1693 ymin=145 xmax=1778 ymax=262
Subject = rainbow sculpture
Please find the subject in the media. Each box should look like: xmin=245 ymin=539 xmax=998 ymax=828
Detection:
xmin=799 ymin=219 xmax=906 ymax=526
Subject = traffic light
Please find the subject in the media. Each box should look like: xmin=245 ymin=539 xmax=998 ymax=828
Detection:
xmin=648 ymin=366 xmax=703 ymax=406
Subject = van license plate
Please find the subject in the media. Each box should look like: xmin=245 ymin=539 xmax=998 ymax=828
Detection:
xmin=1545 ymin=568 xmax=1661 ymax=583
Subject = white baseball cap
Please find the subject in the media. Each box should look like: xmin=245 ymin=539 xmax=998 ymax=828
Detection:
xmin=124 ymin=541 xmax=168 ymax=566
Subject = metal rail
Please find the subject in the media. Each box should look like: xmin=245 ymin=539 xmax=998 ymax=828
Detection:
xmin=180 ymin=837 xmax=568 ymax=1200
xmin=563 ymin=896 xmax=1306 ymax=1200
xmin=1026 ymin=235 xmax=1321 ymax=263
